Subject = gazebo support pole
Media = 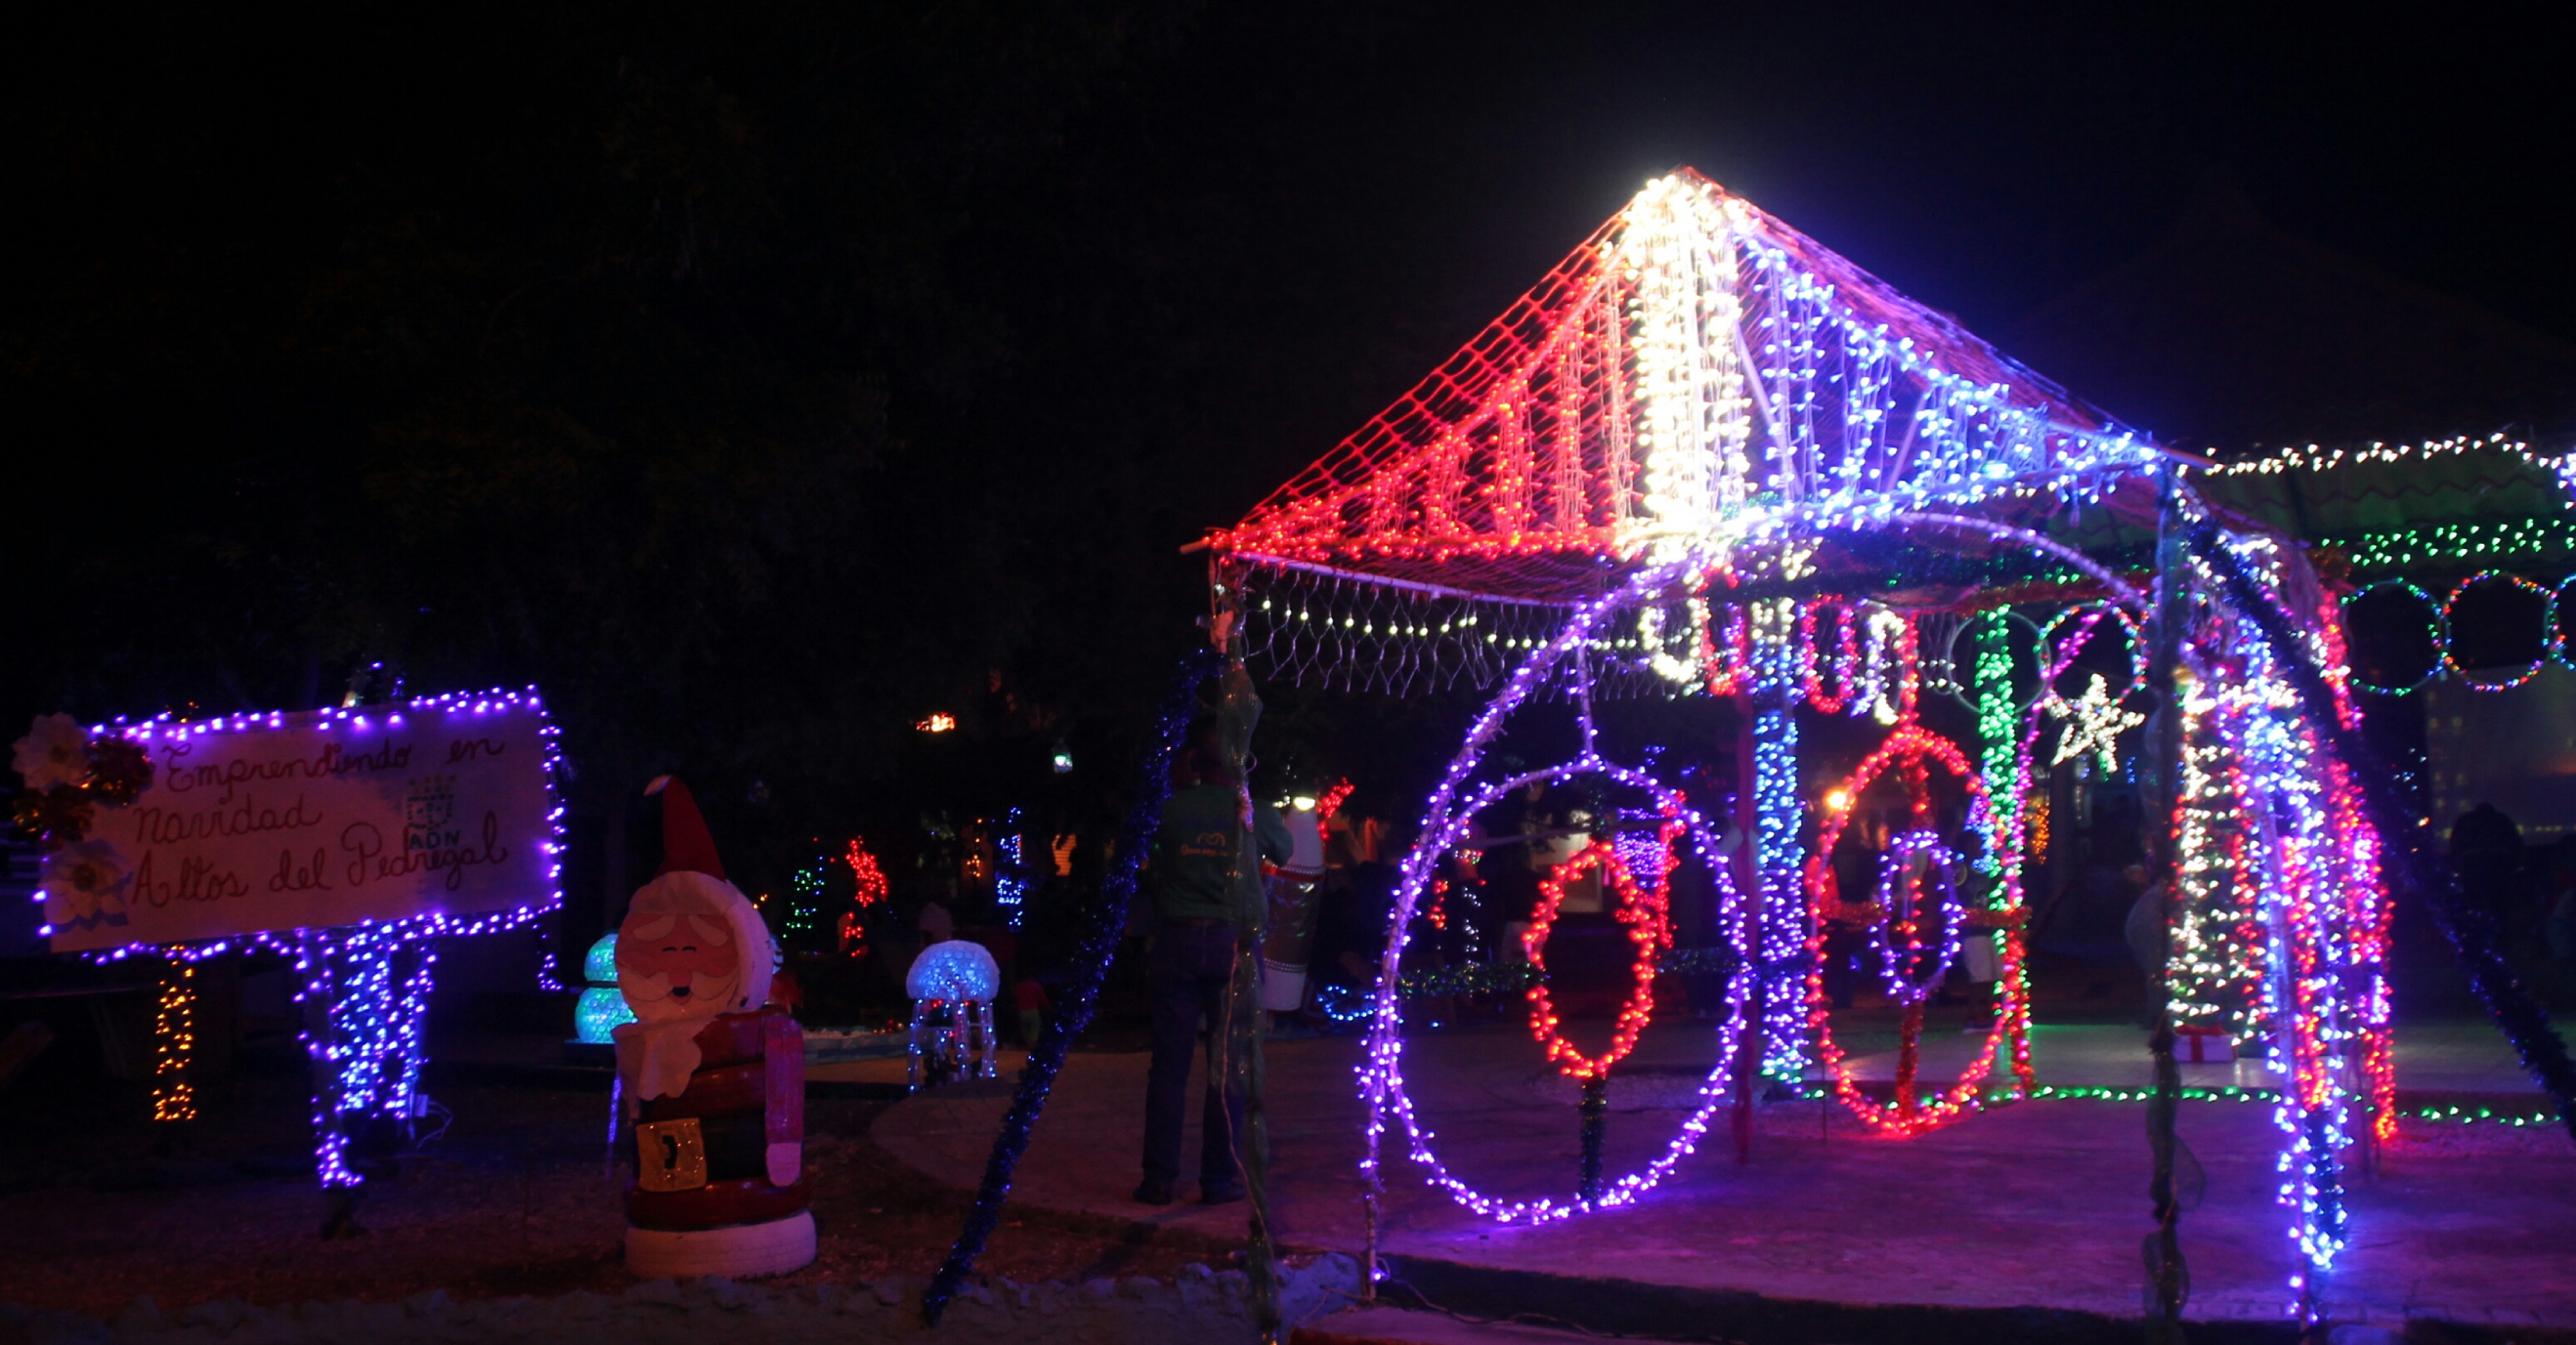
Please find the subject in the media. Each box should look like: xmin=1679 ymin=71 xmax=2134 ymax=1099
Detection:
xmin=1730 ymin=690 xmax=1763 ymax=1163
xmin=2144 ymin=465 xmax=2191 ymax=1343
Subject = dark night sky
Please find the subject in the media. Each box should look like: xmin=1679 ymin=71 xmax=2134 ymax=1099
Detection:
xmin=6 ymin=2 xmax=2572 ymax=858
xmin=1154 ymin=4 xmax=2576 ymax=462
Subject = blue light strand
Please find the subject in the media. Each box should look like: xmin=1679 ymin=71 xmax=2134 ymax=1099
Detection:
xmin=1748 ymin=600 xmax=1810 ymax=1088
xmin=996 ymin=807 xmax=1029 ymax=926
xmin=922 ymin=646 xmax=1226 ymax=1327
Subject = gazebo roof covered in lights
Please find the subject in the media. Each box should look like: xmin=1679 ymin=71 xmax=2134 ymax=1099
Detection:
xmin=1202 ymin=168 xmax=2210 ymax=606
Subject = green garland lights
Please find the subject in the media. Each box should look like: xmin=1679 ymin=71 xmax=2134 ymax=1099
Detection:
xmin=2028 ymin=1084 xmax=2554 ymax=1128
xmin=2327 ymin=516 xmax=2576 ymax=571
xmin=2337 ymin=568 xmax=2576 ymax=694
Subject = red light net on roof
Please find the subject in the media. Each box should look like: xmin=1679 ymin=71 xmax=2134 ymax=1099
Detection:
xmin=1206 ymin=170 xmax=2157 ymax=608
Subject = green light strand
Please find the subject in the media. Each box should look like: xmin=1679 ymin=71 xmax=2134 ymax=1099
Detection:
xmin=2328 ymin=516 xmax=2576 ymax=570
xmin=2028 ymin=1084 xmax=2549 ymax=1126
xmin=1973 ymin=611 xmax=2017 ymax=854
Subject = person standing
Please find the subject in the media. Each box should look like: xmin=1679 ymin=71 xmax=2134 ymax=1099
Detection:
xmin=1136 ymin=615 xmax=1293 ymax=1206
xmin=2450 ymin=802 xmax=2524 ymax=934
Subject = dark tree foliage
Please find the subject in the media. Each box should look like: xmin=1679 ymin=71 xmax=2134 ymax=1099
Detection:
xmin=0 ymin=2 xmax=1658 ymax=888
xmin=12 ymin=2 xmax=2569 ymax=903
xmin=3 ymin=3 xmax=1187 ymax=859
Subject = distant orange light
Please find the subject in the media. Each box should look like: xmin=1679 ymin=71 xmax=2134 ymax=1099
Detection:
xmin=918 ymin=713 xmax=957 ymax=733
xmin=1823 ymin=788 xmax=1853 ymax=814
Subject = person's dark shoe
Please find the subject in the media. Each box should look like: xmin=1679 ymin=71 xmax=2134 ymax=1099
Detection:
xmin=1201 ymin=1179 xmax=1246 ymax=1205
xmin=1133 ymin=1178 xmax=1175 ymax=1206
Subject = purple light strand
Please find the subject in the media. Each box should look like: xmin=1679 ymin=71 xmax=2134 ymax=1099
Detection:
xmin=59 ymin=686 xmax=568 ymax=1188
xmin=1360 ymin=560 xmax=1755 ymax=1223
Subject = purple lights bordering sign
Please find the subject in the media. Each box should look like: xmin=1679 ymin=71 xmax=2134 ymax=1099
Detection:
xmin=47 ymin=695 xmax=557 ymax=953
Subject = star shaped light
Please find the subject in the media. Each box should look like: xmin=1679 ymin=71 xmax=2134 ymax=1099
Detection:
xmin=2049 ymin=673 xmax=2143 ymax=773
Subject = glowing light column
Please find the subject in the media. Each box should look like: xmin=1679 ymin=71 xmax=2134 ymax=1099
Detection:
xmin=1748 ymin=598 xmax=1809 ymax=1088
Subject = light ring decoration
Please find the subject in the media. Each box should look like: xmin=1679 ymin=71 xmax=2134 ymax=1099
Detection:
xmin=1804 ymin=722 xmax=2031 ymax=1137
xmin=1523 ymin=829 xmax=1680 ymax=1082
xmin=1862 ymin=829 xmax=1967 ymax=1005
xmin=1360 ymin=555 xmax=1754 ymax=1225
xmin=2036 ymin=602 xmax=2146 ymax=706
xmin=2336 ymin=580 xmax=2447 ymax=695
xmin=1369 ymin=753 xmax=1740 ymax=1223
xmin=2440 ymin=570 xmax=2551 ymax=692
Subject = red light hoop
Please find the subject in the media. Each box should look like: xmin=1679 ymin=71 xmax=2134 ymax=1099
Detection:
xmin=1804 ymin=722 xmax=2032 ymax=1136
xmin=1522 ymin=826 xmax=1680 ymax=1083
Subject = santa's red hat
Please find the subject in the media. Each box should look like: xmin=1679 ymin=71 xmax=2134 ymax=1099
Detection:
xmin=645 ymin=775 xmax=725 ymax=879
xmin=624 ymin=775 xmax=773 ymax=1030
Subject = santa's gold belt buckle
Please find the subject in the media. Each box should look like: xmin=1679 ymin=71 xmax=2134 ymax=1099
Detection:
xmin=635 ymin=1117 xmax=709 ymax=1192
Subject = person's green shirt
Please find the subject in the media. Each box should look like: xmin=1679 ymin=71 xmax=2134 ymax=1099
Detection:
xmin=1148 ymin=663 xmax=1293 ymax=933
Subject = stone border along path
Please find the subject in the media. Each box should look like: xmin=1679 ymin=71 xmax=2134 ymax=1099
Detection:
xmin=6 ymin=1256 xmax=1363 ymax=1345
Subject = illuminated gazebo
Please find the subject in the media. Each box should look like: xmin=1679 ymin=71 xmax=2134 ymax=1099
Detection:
xmin=1195 ymin=169 xmax=2455 ymax=1322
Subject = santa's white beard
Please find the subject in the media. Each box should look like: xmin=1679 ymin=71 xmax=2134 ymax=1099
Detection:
xmin=623 ymin=969 xmax=743 ymax=1024
xmin=614 ymin=971 xmax=743 ymax=1102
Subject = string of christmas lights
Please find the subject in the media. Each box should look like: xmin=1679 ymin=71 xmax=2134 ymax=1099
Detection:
xmin=59 ymin=687 xmax=569 ymax=1189
xmin=151 ymin=960 xmax=196 ymax=1123
xmin=2032 ymin=1083 xmax=2554 ymax=1127
xmin=1362 ymin=558 xmax=1760 ymax=1225
xmin=1522 ymin=829 xmax=1679 ymax=1082
xmin=923 ymin=647 xmax=1230 ymax=1327
xmin=839 ymin=837 xmax=889 ymax=959
xmin=2329 ymin=516 xmax=2576 ymax=570
xmin=1805 ymin=718 xmax=2031 ymax=1137
xmin=2193 ymin=432 xmax=2554 ymax=478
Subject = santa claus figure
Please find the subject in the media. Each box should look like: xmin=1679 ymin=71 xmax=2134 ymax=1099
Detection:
xmin=613 ymin=776 xmax=813 ymax=1278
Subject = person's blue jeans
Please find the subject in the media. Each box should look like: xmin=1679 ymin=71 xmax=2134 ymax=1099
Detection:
xmin=1142 ymin=920 xmax=1249 ymax=1188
